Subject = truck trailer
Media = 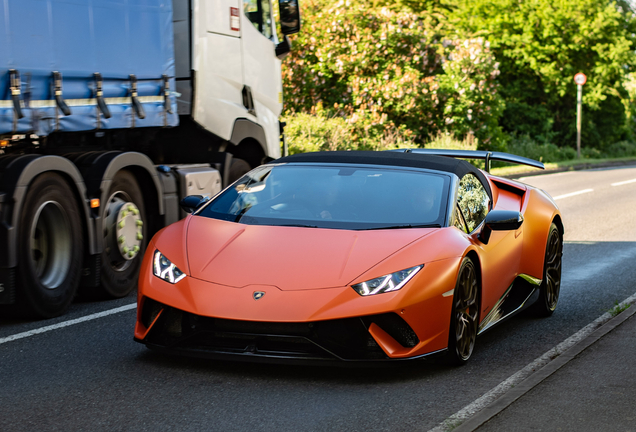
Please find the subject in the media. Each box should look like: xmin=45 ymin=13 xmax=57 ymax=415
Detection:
xmin=0 ymin=0 xmax=300 ymax=318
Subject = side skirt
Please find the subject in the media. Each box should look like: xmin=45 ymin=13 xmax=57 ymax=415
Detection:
xmin=478 ymin=274 xmax=541 ymax=335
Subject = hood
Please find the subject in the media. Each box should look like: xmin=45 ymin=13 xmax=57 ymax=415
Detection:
xmin=185 ymin=217 xmax=435 ymax=291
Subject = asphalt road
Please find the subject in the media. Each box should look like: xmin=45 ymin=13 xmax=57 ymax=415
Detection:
xmin=2 ymin=165 xmax=636 ymax=432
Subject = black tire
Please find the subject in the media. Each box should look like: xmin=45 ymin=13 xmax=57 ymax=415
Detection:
xmin=446 ymin=257 xmax=480 ymax=366
xmin=228 ymin=158 xmax=251 ymax=184
xmin=99 ymin=170 xmax=146 ymax=298
xmin=534 ymin=223 xmax=562 ymax=317
xmin=17 ymin=173 xmax=83 ymax=318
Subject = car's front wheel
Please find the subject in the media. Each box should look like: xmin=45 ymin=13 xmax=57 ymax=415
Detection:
xmin=446 ymin=257 xmax=480 ymax=366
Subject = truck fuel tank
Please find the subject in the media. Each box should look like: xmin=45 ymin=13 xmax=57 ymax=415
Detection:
xmin=158 ymin=164 xmax=222 ymax=222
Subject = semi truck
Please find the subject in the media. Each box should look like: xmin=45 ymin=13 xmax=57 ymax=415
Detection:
xmin=0 ymin=0 xmax=300 ymax=318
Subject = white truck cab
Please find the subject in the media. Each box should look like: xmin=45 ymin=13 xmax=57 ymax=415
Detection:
xmin=176 ymin=0 xmax=297 ymax=164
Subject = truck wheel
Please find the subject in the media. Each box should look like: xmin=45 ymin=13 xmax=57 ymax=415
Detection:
xmin=17 ymin=173 xmax=83 ymax=318
xmin=100 ymin=170 xmax=146 ymax=298
xmin=228 ymin=158 xmax=251 ymax=184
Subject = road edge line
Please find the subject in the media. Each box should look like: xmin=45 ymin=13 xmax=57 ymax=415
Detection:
xmin=427 ymin=292 xmax=636 ymax=432
xmin=0 ymin=303 xmax=137 ymax=345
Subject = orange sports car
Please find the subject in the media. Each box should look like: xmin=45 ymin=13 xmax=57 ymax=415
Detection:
xmin=134 ymin=150 xmax=563 ymax=365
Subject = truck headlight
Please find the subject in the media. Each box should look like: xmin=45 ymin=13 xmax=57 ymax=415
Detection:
xmin=352 ymin=265 xmax=423 ymax=296
xmin=153 ymin=250 xmax=186 ymax=284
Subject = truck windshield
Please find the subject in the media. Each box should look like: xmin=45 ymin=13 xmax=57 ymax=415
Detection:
xmin=197 ymin=164 xmax=450 ymax=230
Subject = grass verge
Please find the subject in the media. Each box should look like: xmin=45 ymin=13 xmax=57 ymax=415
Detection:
xmin=491 ymin=156 xmax=636 ymax=177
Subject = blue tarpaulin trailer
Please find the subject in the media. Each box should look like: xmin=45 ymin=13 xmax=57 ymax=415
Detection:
xmin=0 ymin=0 xmax=178 ymax=136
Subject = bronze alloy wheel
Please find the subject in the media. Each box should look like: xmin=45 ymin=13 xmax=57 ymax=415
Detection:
xmin=535 ymin=223 xmax=562 ymax=316
xmin=447 ymin=257 xmax=479 ymax=365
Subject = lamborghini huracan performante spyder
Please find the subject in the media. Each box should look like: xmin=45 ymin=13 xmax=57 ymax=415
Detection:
xmin=134 ymin=150 xmax=563 ymax=365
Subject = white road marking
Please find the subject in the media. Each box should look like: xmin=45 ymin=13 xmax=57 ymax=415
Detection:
xmin=0 ymin=303 xmax=137 ymax=345
xmin=552 ymin=189 xmax=593 ymax=200
xmin=611 ymin=178 xmax=636 ymax=187
xmin=428 ymin=291 xmax=636 ymax=432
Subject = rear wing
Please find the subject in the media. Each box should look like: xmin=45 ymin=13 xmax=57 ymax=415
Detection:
xmin=390 ymin=149 xmax=544 ymax=173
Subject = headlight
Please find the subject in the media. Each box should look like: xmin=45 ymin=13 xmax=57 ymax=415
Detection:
xmin=153 ymin=250 xmax=186 ymax=284
xmin=351 ymin=265 xmax=423 ymax=296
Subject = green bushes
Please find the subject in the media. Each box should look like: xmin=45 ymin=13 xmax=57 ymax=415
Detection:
xmin=507 ymin=135 xmax=576 ymax=163
xmin=603 ymin=141 xmax=636 ymax=158
xmin=282 ymin=0 xmax=506 ymax=151
xmin=280 ymin=0 xmax=636 ymax=160
xmin=505 ymin=135 xmax=636 ymax=164
xmin=284 ymin=108 xmax=417 ymax=155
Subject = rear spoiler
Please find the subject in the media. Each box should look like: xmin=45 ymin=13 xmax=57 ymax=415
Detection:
xmin=390 ymin=149 xmax=544 ymax=173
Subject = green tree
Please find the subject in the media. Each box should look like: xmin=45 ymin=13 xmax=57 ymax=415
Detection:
xmin=282 ymin=0 xmax=506 ymax=150
xmin=448 ymin=0 xmax=636 ymax=148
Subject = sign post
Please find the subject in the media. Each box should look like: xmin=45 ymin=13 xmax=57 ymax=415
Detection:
xmin=574 ymin=73 xmax=587 ymax=159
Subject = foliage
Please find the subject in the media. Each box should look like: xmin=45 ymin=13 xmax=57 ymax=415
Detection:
xmin=448 ymin=0 xmax=636 ymax=148
xmin=457 ymin=174 xmax=489 ymax=232
xmin=282 ymin=0 xmax=506 ymax=150
xmin=609 ymin=300 xmax=631 ymax=317
xmin=425 ymin=131 xmax=477 ymax=151
xmin=283 ymin=108 xmax=417 ymax=155
xmin=507 ymin=135 xmax=576 ymax=163
xmin=505 ymin=134 xmax=636 ymax=164
xmin=603 ymin=140 xmax=636 ymax=158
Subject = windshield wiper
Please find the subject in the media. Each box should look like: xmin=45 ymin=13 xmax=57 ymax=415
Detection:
xmin=277 ymin=223 xmax=320 ymax=228
xmin=360 ymin=224 xmax=441 ymax=231
xmin=234 ymin=206 xmax=251 ymax=223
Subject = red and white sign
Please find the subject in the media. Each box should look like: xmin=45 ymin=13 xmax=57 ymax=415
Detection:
xmin=230 ymin=7 xmax=240 ymax=32
xmin=574 ymin=73 xmax=587 ymax=86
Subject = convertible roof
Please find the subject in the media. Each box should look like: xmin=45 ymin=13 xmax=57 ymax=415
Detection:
xmin=274 ymin=151 xmax=491 ymax=196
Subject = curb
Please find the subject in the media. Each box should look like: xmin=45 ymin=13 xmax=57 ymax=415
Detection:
xmin=451 ymin=304 xmax=636 ymax=432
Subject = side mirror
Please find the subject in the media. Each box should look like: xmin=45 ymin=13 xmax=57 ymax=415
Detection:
xmin=279 ymin=0 xmax=301 ymax=35
xmin=276 ymin=35 xmax=292 ymax=60
xmin=479 ymin=210 xmax=523 ymax=244
xmin=180 ymin=195 xmax=209 ymax=214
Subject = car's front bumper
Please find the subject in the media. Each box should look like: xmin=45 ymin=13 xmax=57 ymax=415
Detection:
xmin=134 ymin=297 xmax=447 ymax=365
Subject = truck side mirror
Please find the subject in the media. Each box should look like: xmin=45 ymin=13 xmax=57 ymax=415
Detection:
xmin=276 ymin=35 xmax=292 ymax=59
xmin=180 ymin=195 xmax=209 ymax=214
xmin=479 ymin=210 xmax=524 ymax=244
xmin=279 ymin=0 xmax=301 ymax=35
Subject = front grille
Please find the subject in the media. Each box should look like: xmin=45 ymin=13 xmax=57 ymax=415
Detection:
xmin=142 ymin=303 xmax=419 ymax=361
xmin=214 ymin=319 xmax=312 ymax=336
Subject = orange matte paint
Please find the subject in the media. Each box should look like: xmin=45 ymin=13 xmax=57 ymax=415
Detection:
xmin=135 ymin=172 xmax=561 ymax=360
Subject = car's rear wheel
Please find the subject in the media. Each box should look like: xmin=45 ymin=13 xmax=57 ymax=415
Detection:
xmin=534 ymin=223 xmax=562 ymax=317
xmin=446 ymin=257 xmax=479 ymax=366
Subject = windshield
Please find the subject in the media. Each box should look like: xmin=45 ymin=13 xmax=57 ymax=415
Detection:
xmin=198 ymin=164 xmax=450 ymax=230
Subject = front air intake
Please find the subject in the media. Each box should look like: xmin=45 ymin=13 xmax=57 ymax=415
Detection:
xmin=363 ymin=313 xmax=419 ymax=348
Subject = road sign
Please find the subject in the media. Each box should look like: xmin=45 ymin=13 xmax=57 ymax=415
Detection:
xmin=574 ymin=73 xmax=586 ymax=158
xmin=574 ymin=73 xmax=587 ymax=86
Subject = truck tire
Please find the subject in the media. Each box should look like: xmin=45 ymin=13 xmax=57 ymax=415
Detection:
xmin=17 ymin=173 xmax=83 ymax=318
xmin=100 ymin=170 xmax=146 ymax=298
xmin=228 ymin=158 xmax=251 ymax=184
